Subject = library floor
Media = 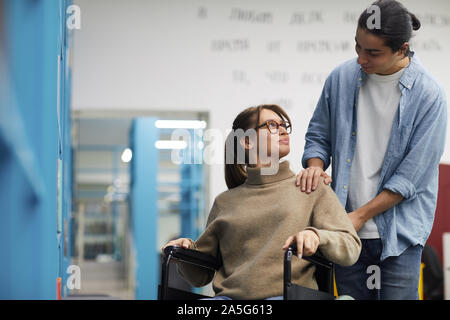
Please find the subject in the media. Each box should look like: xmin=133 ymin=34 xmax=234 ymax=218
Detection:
xmin=64 ymin=260 xmax=133 ymax=300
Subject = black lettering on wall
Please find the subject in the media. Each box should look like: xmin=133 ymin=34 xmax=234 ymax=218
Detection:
xmin=229 ymin=8 xmax=273 ymax=24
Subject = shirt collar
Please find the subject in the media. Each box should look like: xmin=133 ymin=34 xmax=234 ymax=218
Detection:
xmin=358 ymin=51 xmax=420 ymax=91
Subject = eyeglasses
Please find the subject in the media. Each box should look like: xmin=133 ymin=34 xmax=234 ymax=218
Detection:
xmin=255 ymin=119 xmax=291 ymax=134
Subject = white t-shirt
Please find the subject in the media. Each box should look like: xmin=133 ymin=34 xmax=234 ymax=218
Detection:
xmin=347 ymin=67 xmax=405 ymax=239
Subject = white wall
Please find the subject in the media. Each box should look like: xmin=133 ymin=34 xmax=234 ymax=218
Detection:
xmin=72 ymin=0 xmax=450 ymax=210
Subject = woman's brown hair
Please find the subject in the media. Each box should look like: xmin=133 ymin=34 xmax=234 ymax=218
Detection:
xmin=224 ymin=104 xmax=291 ymax=189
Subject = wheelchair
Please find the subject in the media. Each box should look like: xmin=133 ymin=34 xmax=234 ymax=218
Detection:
xmin=158 ymin=244 xmax=336 ymax=300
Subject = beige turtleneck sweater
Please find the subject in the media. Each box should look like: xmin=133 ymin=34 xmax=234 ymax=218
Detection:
xmin=177 ymin=161 xmax=361 ymax=299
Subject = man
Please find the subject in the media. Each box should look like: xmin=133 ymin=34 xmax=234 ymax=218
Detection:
xmin=296 ymin=0 xmax=447 ymax=299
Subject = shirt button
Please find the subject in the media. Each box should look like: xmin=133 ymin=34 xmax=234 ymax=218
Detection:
xmin=359 ymin=78 xmax=362 ymax=81
xmin=347 ymin=159 xmax=351 ymax=163
xmin=352 ymin=132 xmax=356 ymax=136
xmin=343 ymin=185 xmax=347 ymax=189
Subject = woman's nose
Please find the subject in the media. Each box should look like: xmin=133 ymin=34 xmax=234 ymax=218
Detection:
xmin=279 ymin=127 xmax=288 ymax=135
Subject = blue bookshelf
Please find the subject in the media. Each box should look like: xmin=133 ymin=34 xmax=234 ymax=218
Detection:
xmin=0 ymin=0 xmax=73 ymax=299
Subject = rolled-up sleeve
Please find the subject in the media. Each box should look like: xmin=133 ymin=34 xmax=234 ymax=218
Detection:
xmin=383 ymin=173 xmax=417 ymax=200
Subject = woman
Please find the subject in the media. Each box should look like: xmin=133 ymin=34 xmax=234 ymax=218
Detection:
xmin=297 ymin=0 xmax=447 ymax=299
xmin=162 ymin=104 xmax=361 ymax=300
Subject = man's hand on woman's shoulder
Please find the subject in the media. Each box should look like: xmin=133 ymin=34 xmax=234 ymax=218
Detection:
xmin=295 ymin=166 xmax=332 ymax=194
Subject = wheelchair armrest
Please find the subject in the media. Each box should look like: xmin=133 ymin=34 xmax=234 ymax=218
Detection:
xmin=163 ymin=245 xmax=221 ymax=271
xmin=159 ymin=245 xmax=220 ymax=300
xmin=284 ymin=244 xmax=335 ymax=298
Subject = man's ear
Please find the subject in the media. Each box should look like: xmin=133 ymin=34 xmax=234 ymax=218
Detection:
xmin=398 ymin=42 xmax=409 ymax=58
xmin=239 ymin=136 xmax=253 ymax=150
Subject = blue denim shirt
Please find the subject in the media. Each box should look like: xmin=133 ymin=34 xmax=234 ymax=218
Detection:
xmin=302 ymin=53 xmax=447 ymax=261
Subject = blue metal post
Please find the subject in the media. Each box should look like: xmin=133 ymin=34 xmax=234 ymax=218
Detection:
xmin=112 ymin=146 xmax=120 ymax=261
xmin=129 ymin=118 xmax=159 ymax=300
xmin=59 ymin=0 xmax=74 ymax=297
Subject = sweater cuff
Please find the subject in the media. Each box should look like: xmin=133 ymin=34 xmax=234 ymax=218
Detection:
xmin=304 ymin=227 xmax=327 ymax=246
xmin=188 ymin=238 xmax=197 ymax=250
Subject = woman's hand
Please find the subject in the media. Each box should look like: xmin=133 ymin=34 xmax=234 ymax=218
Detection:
xmin=282 ymin=230 xmax=320 ymax=259
xmin=161 ymin=238 xmax=193 ymax=253
xmin=295 ymin=166 xmax=332 ymax=194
